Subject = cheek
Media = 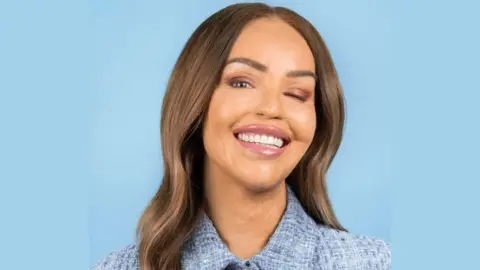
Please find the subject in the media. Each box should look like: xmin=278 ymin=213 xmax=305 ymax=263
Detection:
xmin=203 ymin=89 xmax=255 ymax=146
xmin=289 ymin=105 xmax=316 ymax=144
xmin=205 ymin=88 xmax=256 ymax=128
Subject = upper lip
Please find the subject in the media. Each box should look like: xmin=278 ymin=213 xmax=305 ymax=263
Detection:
xmin=233 ymin=124 xmax=291 ymax=143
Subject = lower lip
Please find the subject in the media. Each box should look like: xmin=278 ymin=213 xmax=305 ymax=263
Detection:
xmin=236 ymin=138 xmax=286 ymax=158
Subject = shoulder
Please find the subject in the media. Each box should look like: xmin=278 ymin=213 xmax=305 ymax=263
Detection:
xmin=308 ymin=224 xmax=391 ymax=269
xmin=91 ymin=244 xmax=139 ymax=270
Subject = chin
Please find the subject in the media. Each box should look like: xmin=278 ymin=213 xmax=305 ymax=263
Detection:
xmin=239 ymin=177 xmax=286 ymax=194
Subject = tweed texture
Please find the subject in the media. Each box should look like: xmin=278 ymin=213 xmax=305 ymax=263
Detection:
xmin=93 ymin=187 xmax=391 ymax=270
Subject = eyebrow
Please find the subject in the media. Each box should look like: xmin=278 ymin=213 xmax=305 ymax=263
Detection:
xmin=225 ymin=57 xmax=317 ymax=81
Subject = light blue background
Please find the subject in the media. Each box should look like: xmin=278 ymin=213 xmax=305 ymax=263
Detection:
xmin=1 ymin=1 xmax=479 ymax=270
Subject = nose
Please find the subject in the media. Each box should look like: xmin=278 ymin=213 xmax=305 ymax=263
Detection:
xmin=255 ymin=87 xmax=284 ymax=119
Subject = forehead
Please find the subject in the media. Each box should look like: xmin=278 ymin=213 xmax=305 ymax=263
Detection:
xmin=227 ymin=17 xmax=315 ymax=72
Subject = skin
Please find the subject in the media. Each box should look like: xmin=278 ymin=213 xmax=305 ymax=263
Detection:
xmin=202 ymin=17 xmax=317 ymax=259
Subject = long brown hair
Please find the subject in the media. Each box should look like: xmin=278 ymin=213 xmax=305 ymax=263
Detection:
xmin=137 ymin=3 xmax=346 ymax=269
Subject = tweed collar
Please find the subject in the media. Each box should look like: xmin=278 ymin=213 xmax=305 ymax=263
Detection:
xmin=180 ymin=186 xmax=317 ymax=270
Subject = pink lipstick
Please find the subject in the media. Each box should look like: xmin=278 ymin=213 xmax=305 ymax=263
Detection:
xmin=233 ymin=124 xmax=290 ymax=158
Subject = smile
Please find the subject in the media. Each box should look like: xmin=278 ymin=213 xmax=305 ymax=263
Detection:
xmin=237 ymin=133 xmax=284 ymax=148
xmin=233 ymin=124 xmax=291 ymax=158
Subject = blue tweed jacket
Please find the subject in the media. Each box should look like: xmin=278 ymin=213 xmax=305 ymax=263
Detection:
xmin=93 ymin=187 xmax=391 ymax=270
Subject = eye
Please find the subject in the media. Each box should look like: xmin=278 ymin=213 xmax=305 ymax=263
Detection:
xmin=284 ymin=92 xmax=309 ymax=102
xmin=229 ymin=79 xmax=253 ymax=89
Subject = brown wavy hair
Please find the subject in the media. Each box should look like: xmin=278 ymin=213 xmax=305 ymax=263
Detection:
xmin=137 ymin=3 xmax=346 ymax=269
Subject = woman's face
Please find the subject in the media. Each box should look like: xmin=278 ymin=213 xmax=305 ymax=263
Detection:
xmin=203 ymin=18 xmax=317 ymax=191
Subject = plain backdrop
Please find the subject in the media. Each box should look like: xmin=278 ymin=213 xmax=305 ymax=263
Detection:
xmin=1 ymin=1 xmax=479 ymax=270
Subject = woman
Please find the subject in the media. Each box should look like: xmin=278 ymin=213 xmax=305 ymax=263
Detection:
xmin=94 ymin=3 xmax=391 ymax=270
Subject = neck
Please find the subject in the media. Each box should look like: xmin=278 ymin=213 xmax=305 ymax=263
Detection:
xmin=203 ymin=166 xmax=287 ymax=260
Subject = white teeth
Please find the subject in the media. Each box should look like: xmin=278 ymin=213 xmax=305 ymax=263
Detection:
xmin=260 ymin=135 xmax=268 ymax=144
xmin=236 ymin=133 xmax=284 ymax=148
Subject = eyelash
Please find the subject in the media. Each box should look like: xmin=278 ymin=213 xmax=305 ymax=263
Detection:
xmin=229 ymin=79 xmax=253 ymax=89
xmin=227 ymin=78 xmax=308 ymax=102
xmin=284 ymin=92 xmax=308 ymax=102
